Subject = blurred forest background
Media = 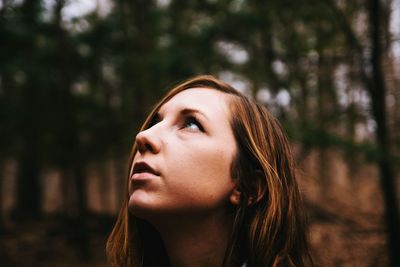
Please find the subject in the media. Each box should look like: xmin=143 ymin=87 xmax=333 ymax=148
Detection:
xmin=0 ymin=0 xmax=399 ymax=266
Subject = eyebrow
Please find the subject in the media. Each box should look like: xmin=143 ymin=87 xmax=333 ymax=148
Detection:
xmin=157 ymin=107 xmax=209 ymax=122
xmin=180 ymin=108 xmax=209 ymax=122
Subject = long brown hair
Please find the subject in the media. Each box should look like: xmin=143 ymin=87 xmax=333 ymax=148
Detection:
xmin=106 ymin=75 xmax=313 ymax=267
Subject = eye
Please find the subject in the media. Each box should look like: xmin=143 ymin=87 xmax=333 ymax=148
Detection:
xmin=183 ymin=116 xmax=204 ymax=132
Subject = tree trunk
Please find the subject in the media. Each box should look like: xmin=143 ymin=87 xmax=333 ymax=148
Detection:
xmin=367 ymin=1 xmax=400 ymax=266
xmin=316 ymin=49 xmax=334 ymax=196
xmin=0 ymin=161 xmax=4 ymax=232
xmin=53 ymin=0 xmax=91 ymax=260
xmin=15 ymin=141 xmax=41 ymax=219
xmin=13 ymin=0 xmax=42 ymax=220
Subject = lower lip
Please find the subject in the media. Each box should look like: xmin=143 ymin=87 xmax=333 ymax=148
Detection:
xmin=131 ymin=172 xmax=159 ymax=181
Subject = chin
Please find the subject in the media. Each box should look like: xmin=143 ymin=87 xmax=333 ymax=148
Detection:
xmin=128 ymin=192 xmax=151 ymax=216
xmin=127 ymin=192 xmax=166 ymax=222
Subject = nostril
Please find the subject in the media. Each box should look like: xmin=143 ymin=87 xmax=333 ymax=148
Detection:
xmin=136 ymin=142 xmax=145 ymax=153
xmin=135 ymin=135 xmax=157 ymax=154
xmin=135 ymin=129 xmax=160 ymax=154
xmin=145 ymin=143 xmax=153 ymax=153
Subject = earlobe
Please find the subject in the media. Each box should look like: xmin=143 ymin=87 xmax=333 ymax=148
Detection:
xmin=229 ymin=188 xmax=261 ymax=206
xmin=229 ymin=188 xmax=241 ymax=205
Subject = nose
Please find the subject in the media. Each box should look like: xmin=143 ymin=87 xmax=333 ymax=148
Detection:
xmin=135 ymin=127 xmax=161 ymax=154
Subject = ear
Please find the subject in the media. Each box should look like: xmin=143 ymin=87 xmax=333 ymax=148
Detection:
xmin=229 ymin=169 xmax=266 ymax=206
xmin=229 ymin=186 xmax=263 ymax=206
xmin=249 ymin=169 xmax=266 ymax=205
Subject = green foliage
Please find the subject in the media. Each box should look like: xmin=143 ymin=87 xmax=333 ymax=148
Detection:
xmin=0 ymin=0 xmax=394 ymax=167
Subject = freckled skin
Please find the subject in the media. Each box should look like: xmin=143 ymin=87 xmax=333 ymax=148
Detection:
xmin=128 ymin=88 xmax=238 ymax=219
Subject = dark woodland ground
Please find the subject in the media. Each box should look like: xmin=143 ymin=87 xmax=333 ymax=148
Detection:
xmin=0 ymin=214 xmax=111 ymax=267
xmin=0 ymin=213 xmax=388 ymax=267
xmin=0 ymin=148 xmax=394 ymax=267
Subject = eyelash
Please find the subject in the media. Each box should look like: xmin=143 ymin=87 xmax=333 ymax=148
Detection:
xmin=147 ymin=113 xmax=205 ymax=132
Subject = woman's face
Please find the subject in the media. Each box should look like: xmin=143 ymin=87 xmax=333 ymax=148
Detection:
xmin=128 ymin=88 xmax=238 ymax=219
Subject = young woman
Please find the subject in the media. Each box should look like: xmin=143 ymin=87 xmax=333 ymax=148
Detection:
xmin=107 ymin=75 xmax=312 ymax=267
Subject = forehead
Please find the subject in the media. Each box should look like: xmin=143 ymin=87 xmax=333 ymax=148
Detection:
xmin=158 ymin=88 xmax=231 ymax=116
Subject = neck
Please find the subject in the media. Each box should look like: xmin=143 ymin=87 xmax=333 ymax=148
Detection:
xmin=152 ymin=211 xmax=233 ymax=267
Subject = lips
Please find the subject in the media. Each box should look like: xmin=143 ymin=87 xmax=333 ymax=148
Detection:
xmin=131 ymin=162 xmax=160 ymax=180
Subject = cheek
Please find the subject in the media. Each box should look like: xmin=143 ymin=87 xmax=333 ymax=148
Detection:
xmin=203 ymin=148 xmax=231 ymax=178
xmin=169 ymin=142 xmax=236 ymax=194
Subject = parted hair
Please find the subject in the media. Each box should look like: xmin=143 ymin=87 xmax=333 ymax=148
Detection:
xmin=106 ymin=75 xmax=313 ymax=267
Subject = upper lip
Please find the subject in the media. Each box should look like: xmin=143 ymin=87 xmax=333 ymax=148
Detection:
xmin=132 ymin=162 xmax=160 ymax=176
